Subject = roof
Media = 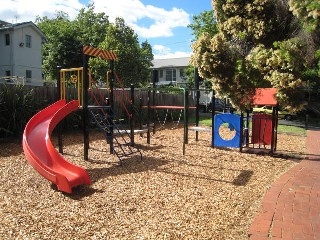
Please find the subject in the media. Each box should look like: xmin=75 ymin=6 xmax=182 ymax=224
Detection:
xmin=0 ymin=20 xmax=46 ymax=39
xmin=252 ymin=88 xmax=278 ymax=106
xmin=0 ymin=20 xmax=10 ymax=27
xmin=151 ymin=57 xmax=190 ymax=69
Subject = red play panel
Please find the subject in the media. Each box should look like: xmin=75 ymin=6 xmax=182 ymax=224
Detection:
xmin=251 ymin=114 xmax=273 ymax=145
xmin=252 ymin=88 xmax=277 ymax=106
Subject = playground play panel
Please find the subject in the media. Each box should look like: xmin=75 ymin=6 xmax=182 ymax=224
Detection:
xmin=1 ymin=127 xmax=305 ymax=239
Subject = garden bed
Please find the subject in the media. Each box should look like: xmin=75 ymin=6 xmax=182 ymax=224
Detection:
xmin=0 ymin=127 xmax=305 ymax=239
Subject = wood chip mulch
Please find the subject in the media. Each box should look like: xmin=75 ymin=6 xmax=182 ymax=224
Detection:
xmin=0 ymin=126 xmax=305 ymax=239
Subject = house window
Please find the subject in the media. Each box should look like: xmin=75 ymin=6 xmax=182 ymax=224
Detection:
xmin=166 ymin=69 xmax=176 ymax=82
xmin=5 ymin=70 xmax=11 ymax=76
xmin=5 ymin=34 xmax=10 ymax=46
xmin=25 ymin=35 xmax=31 ymax=48
xmin=26 ymin=70 xmax=32 ymax=82
xmin=159 ymin=70 xmax=163 ymax=78
xmin=179 ymin=69 xmax=185 ymax=77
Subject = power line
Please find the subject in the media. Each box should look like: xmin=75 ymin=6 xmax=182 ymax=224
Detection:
xmin=161 ymin=40 xmax=191 ymax=46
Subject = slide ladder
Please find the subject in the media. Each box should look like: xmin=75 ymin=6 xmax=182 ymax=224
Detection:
xmin=89 ymin=107 xmax=142 ymax=164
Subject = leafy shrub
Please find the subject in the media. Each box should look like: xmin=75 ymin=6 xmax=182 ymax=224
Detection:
xmin=0 ymin=84 xmax=42 ymax=138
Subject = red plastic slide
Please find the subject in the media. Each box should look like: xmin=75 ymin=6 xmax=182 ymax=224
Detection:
xmin=22 ymin=100 xmax=91 ymax=193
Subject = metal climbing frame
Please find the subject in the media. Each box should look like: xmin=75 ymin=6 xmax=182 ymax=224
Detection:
xmin=89 ymin=106 xmax=142 ymax=164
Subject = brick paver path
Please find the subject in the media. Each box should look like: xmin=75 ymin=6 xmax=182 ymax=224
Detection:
xmin=248 ymin=130 xmax=320 ymax=239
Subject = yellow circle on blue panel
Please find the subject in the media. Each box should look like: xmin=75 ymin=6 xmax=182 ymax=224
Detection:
xmin=213 ymin=113 xmax=241 ymax=148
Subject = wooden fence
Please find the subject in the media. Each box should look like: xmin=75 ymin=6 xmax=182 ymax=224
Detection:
xmin=0 ymin=85 xmax=198 ymax=115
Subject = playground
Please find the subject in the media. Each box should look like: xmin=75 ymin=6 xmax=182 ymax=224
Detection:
xmin=0 ymin=46 xmax=310 ymax=239
xmin=0 ymin=125 xmax=305 ymax=239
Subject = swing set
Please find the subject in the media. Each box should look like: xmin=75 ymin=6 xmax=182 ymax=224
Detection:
xmin=153 ymin=106 xmax=183 ymax=130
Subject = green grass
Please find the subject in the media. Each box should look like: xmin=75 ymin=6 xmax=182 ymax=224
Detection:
xmin=188 ymin=115 xmax=306 ymax=136
xmin=277 ymin=124 xmax=306 ymax=136
xmin=199 ymin=117 xmax=213 ymax=126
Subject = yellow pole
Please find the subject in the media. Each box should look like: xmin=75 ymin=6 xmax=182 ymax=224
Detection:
xmin=60 ymin=71 xmax=66 ymax=100
xmin=77 ymin=68 xmax=81 ymax=106
xmin=106 ymin=71 xmax=111 ymax=90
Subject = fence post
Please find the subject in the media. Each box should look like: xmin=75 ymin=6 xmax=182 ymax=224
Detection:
xmin=240 ymin=112 xmax=244 ymax=152
xmin=147 ymin=89 xmax=151 ymax=144
xmin=130 ymin=84 xmax=134 ymax=146
xmin=184 ymin=89 xmax=189 ymax=144
xmin=211 ymin=92 xmax=215 ymax=147
xmin=83 ymin=53 xmax=89 ymax=160
xmin=109 ymin=60 xmax=115 ymax=155
xmin=56 ymin=66 xmax=63 ymax=154
xmin=194 ymin=68 xmax=200 ymax=141
xmin=56 ymin=66 xmax=63 ymax=153
xmin=270 ymin=106 xmax=276 ymax=155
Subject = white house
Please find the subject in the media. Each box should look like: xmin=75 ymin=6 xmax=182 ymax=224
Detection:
xmin=0 ymin=20 xmax=46 ymax=86
xmin=151 ymin=57 xmax=214 ymax=106
xmin=151 ymin=57 xmax=190 ymax=87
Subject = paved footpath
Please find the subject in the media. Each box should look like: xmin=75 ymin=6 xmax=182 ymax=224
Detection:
xmin=248 ymin=130 xmax=320 ymax=239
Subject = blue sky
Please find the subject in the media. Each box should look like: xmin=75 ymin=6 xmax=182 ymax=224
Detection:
xmin=1 ymin=0 xmax=212 ymax=59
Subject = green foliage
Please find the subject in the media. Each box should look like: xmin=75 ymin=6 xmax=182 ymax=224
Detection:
xmin=288 ymin=0 xmax=320 ymax=31
xmin=36 ymin=12 xmax=83 ymax=80
xmin=303 ymin=48 xmax=320 ymax=95
xmin=188 ymin=10 xmax=218 ymax=40
xmin=139 ymin=40 xmax=154 ymax=87
xmin=185 ymin=65 xmax=196 ymax=88
xmin=157 ymin=85 xmax=184 ymax=95
xmin=212 ymin=0 xmax=276 ymax=45
xmin=73 ymin=4 xmax=110 ymax=46
xmin=0 ymin=85 xmax=40 ymax=138
xmin=184 ymin=65 xmax=212 ymax=90
xmin=37 ymin=5 xmax=152 ymax=87
xmin=191 ymin=0 xmax=320 ymax=112
xmin=187 ymin=10 xmax=217 ymax=91
xmin=191 ymin=32 xmax=260 ymax=109
xmin=97 ymin=18 xmax=153 ymax=87
xmin=249 ymin=39 xmax=309 ymax=111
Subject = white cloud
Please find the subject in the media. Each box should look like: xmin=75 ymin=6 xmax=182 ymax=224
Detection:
xmin=90 ymin=0 xmax=190 ymax=38
xmin=153 ymin=44 xmax=170 ymax=54
xmin=1 ymin=0 xmax=84 ymax=23
xmin=154 ymin=51 xmax=191 ymax=59
xmin=1 ymin=0 xmax=190 ymax=38
xmin=153 ymin=44 xmax=190 ymax=59
xmin=0 ymin=0 xmax=192 ymax=54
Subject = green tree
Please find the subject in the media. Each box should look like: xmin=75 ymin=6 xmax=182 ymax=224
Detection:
xmin=38 ymin=8 xmax=153 ymax=87
xmin=73 ymin=4 xmax=109 ymax=46
xmin=139 ymin=40 xmax=154 ymax=87
xmin=36 ymin=5 xmax=110 ymax=81
xmin=188 ymin=10 xmax=218 ymax=40
xmin=98 ymin=18 xmax=153 ymax=87
xmin=289 ymin=0 xmax=320 ymax=31
xmin=36 ymin=12 xmax=81 ymax=80
xmin=187 ymin=10 xmax=218 ymax=89
xmin=191 ymin=0 xmax=320 ymax=111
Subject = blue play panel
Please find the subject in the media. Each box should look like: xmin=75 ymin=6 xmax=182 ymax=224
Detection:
xmin=213 ymin=113 xmax=241 ymax=148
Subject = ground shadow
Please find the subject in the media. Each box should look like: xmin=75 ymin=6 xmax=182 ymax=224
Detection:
xmin=0 ymin=138 xmax=24 ymax=157
xmin=134 ymin=143 xmax=165 ymax=151
xmin=52 ymin=156 xmax=169 ymax=199
xmin=51 ymin=184 xmax=104 ymax=199
xmin=304 ymin=153 xmax=320 ymax=161
xmin=167 ymin=158 xmax=245 ymax=173
xmin=242 ymin=148 xmax=303 ymax=162
xmin=86 ymin=155 xmax=169 ymax=183
xmin=232 ymin=170 xmax=254 ymax=186
xmin=156 ymin=167 xmax=254 ymax=187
